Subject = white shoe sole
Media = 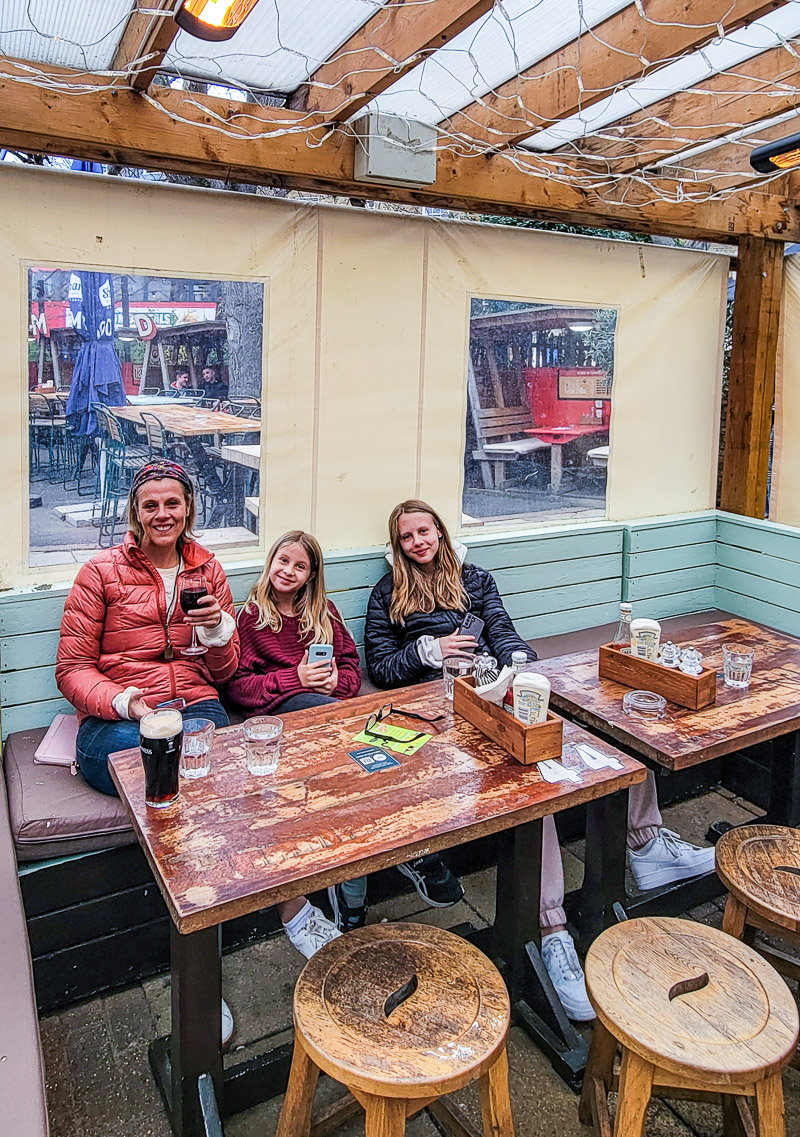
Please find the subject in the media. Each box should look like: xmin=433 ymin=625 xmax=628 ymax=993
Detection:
xmin=396 ymin=861 xmax=464 ymax=908
xmin=630 ymin=859 xmax=714 ymax=892
xmin=558 ymin=997 xmax=596 ymax=1023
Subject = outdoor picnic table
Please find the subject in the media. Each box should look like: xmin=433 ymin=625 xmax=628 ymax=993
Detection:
xmin=109 ymin=681 xmax=645 ymax=1135
xmin=524 ymin=425 xmax=607 ymax=491
xmin=219 ymin=442 xmax=260 ymax=470
xmin=112 ymin=403 xmax=262 ymax=437
xmin=535 ymin=617 xmax=800 ymax=911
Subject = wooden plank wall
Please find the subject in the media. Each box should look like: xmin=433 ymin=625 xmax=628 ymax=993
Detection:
xmin=715 ymin=511 xmax=800 ymax=637
xmin=0 ymin=523 xmax=624 ymax=739
xmin=622 ymin=512 xmax=718 ymax=620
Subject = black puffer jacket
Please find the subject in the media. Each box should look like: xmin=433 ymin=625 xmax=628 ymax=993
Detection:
xmin=365 ymin=562 xmax=537 ymax=689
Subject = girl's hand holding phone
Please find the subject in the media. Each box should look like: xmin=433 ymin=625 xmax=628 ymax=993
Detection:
xmin=438 ymin=631 xmax=478 ymax=659
xmin=318 ymin=659 xmax=338 ymax=696
xmin=297 ymin=649 xmax=334 ymax=690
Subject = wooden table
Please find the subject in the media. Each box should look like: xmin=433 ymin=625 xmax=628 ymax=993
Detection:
xmin=110 ymin=683 xmax=645 ymax=1134
xmin=524 ymin=426 xmax=607 ymax=491
xmin=112 ymin=404 xmax=261 ymax=437
xmin=219 ymin=442 xmax=261 ymax=470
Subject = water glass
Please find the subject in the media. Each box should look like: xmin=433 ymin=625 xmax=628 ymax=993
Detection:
xmin=723 ymin=643 xmax=754 ymax=689
xmin=180 ymin=717 xmax=215 ymax=779
xmin=243 ymin=716 xmax=283 ymax=775
xmin=443 ymin=655 xmax=475 ymax=700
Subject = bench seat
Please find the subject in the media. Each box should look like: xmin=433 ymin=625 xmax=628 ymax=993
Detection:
xmin=4 ymin=728 xmax=134 ymax=863
xmin=0 ymin=775 xmax=49 ymax=1136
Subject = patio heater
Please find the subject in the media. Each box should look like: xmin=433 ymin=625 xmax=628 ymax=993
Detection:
xmin=175 ymin=0 xmax=259 ymax=41
xmin=750 ymin=130 xmax=800 ymax=173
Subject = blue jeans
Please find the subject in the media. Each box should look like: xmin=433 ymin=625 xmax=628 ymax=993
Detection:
xmin=76 ymin=699 xmax=229 ymax=796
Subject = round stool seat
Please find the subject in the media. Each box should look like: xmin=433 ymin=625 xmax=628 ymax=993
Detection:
xmin=716 ymin=824 xmax=800 ymax=935
xmin=585 ymin=917 xmax=798 ymax=1084
xmin=293 ymin=922 xmax=510 ymax=1099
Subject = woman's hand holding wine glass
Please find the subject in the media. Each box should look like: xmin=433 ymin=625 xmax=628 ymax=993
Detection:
xmin=180 ymin=574 xmax=220 ymax=656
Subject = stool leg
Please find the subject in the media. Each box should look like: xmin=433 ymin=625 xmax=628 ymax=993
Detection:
xmin=276 ymin=1036 xmax=320 ymax=1137
xmin=478 ymin=1047 xmax=515 ymax=1137
xmin=612 ymin=1049 xmax=653 ymax=1137
xmin=364 ymin=1094 xmax=407 ymax=1137
xmin=579 ymin=1021 xmax=618 ymax=1126
xmin=722 ymin=895 xmax=748 ymax=940
xmin=754 ymin=1074 xmax=786 ymax=1137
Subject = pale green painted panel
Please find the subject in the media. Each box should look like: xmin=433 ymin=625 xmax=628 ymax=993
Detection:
xmin=715 ymin=588 xmax=800 ymax=639
xmin=1 ymin=665 xmax=59 ymax=705
xmin=0 ymin=629 xmax=60 ymax=672
xmin=324 ymin=556 xmax=387 ymax=591
xmin=625 ymin=542 xmax=716 ymax=576
xmin=626 ymin=517 xmax=717 ymax=554
xmin=716 ymin=543 xmax=800 ymax=589
xmin=332 ymin=588 xmax=372 ymax=621
xmin=0 ymin=591 xmax=68 ymax=636
xmin=346 ymin=617 xmax=365 ymax=646
xmin=493 ymin=553 xmax=620 ymax=595
xmin=503 ymin=579 xmax=620 ymax=621
xmin=629 ymin=587 xmax=717 ymax=622
xmin=627 ymin=566 xmax=715 ymax=602
xmin=716 ymin=566 xmax=800 ymax=614
xmin=516 ymin=600 xmax=622 ymax=641
xmin=717 ymin=517 xmax=800 ymax=563
xmin=2 ymin=696 xmax=71 ymax=739
xmin=466 ymin=528 xmax=623 ymax=572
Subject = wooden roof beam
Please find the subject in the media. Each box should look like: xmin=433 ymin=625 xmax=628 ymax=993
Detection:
xmin=112 ymin=0 xmax=183 ymax=92
xmin=0 ymin=57 xmax=796 ymax=242
xmin=443 ymin=0 xmax=783 ymax=152
xmin=288 ymin=0 xmax=494 ymax=121
xmin=566 ymin=42 xmax=800 ymax=174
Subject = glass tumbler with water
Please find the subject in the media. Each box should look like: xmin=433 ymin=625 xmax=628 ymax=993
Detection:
xmin=243 ymin=716 xmax=283 ymax=775
xmin=723 ymin=643 xmax=754 ymax=689
xmin=180 ymin=717 xmax=215 ymax=779
xmin=140 ymin=709 xmax=183 ymax=808
xmin=443 ymin=655 xmax=475 ymax=700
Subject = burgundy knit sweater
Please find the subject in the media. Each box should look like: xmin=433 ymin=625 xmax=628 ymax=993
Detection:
xmin=227 ymin=601 xmax=362 ymax=714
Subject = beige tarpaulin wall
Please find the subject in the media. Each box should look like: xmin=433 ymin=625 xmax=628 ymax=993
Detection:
xmin=772 ymin=253 xmax=800 ymax=524
xmin=0 ymin=166 xmax=727 ymax=588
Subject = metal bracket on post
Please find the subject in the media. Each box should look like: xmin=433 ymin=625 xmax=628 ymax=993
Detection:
xmin=198 ymin=1074 xmax=223 ymax=1137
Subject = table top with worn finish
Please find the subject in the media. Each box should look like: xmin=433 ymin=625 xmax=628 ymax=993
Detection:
xmin=109 ymin=682 xmax=645 ymax=934
xmin=112 ymin=403 xmax=261 ymax=436
xmin=535 ymin=618 xmax=800 ymax=770
xmin=219 ymin=443 xmax=261 ymax=469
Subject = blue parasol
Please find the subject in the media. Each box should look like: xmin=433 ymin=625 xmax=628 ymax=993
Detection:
xmin=65 ymin=271 xmax=127 ymax=436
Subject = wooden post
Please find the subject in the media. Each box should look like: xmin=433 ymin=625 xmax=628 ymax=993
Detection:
xmin=720 ymin=235 xmax=784 ymax=517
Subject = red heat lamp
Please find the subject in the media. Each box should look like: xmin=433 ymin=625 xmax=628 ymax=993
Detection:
xmin=175 ymin=0 xmax=259 ymax=42
xmin=750 ymin=130 xmax=800 ymax=174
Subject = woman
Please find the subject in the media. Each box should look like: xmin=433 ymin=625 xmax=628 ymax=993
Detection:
xmin=227 ymin=530 xmax=361 ymax=716
xmin=56 ymin=464 xmax=340 ymax=972
xmin=365 ymin=499 xmax=715 ymax=1022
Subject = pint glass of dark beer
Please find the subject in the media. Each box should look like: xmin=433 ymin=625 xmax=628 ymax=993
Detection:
xmin=140 ymin=709 xmax=183 ymax=808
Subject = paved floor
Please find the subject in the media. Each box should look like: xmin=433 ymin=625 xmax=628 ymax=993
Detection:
xmin=39 ymin=788 xmax=800 ymax=1137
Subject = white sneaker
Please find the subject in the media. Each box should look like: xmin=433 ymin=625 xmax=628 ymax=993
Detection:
xmin=221 ymin=998 xmax=234 ymax=1047
xmin=628 ymin=828 xmax=716 ymax=891
xmin=541 ymin=931 xmax=595 ymax=1022
xmin=285 ymin=906 xmax=342 ymax=960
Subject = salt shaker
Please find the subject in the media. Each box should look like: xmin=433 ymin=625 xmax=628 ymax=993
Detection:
xmin=679 ymin=645 xmax=704 ymax=676
xmin=659 ymin=641 xmax=681 ymax=669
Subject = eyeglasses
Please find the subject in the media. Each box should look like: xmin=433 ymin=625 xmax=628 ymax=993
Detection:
xmin=363 ymin=702 xmax=444 ymax=744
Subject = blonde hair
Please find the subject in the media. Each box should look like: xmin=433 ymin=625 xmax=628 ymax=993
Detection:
xmin=127 ymin=479 xmax=197 ymax=554
xmin=243 ymin=531 xmax=334 ymax=642
xmin=388 ymin=500 xmax=469 ymax=624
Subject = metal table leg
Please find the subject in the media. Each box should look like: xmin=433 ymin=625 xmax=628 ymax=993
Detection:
xmin=766 ymin=731 xmax=800 ymax=827
xmin=575 ymin=790 xmax=628 ymax=952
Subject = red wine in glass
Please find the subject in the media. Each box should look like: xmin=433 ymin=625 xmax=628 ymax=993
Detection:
xmin=180 ymin=574 xmax=209 ymax=656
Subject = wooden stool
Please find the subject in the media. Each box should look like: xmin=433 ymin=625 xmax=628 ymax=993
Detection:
xmin=578 ymin=916 xmax=798 ymax=1137
xmin=716 ymin=823 xmax=800 ymax=981
xmin=276 ymin=922 xmax=514 ymax=1137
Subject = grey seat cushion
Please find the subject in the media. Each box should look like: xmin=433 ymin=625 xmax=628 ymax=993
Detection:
xmin=4 ymin=728 xmax=134 ymax=863
xmin=0 ymin=777 xmax=49 ymax=1136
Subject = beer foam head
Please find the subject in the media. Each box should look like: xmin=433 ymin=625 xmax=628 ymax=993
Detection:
xmin=140 ymin=709 xmax=183 ymax=739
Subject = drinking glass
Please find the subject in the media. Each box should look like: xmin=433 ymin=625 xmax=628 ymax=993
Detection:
xmin=140 ymin=709 xmax=183 ymax=808
xmin=243 ymin=716 xmax=283 ymax=775
xmin=723 ymin=643 xmax=754 ymax=689
xmin=180 ymin=717 xmax=215 ymax=779
xmin=181 ymin=573 xmax=209 ymax=656
xmin=443 ymin=655 xmax=475 ymax=701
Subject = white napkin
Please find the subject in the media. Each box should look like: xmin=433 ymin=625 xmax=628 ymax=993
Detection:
xmin=539 ymin=759 xmax=583 ymax=784
xmin=574 ymin=743 xmax=624 ymax=771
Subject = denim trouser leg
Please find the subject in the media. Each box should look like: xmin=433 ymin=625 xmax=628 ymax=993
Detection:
xmin=76 ymin=698 xmax=229 ymax=797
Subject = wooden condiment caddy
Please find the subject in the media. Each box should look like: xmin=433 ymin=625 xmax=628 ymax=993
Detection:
xmin=598 ymin=643 xmax=717 ymax=711
xmin=453 ymin=675 xmax=563 ymax=765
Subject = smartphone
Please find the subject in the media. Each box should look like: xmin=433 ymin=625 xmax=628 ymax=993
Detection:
xmin=308 ymin=643 xmax=334 ymax=664
xmin=156 ymin=697 xmax=187 ymax=711
xmin=459 ymin=612 xmax=485 ymax=643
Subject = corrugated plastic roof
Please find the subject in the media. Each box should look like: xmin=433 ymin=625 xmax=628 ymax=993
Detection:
xmin=0 ymin=0 xmax=135 ymax=71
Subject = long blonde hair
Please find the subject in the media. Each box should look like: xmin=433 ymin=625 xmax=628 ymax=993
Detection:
xmin=243 ymin=531 xmax=334 ymax=642
xmin=388 ymin=500 xmax=469 ymax=624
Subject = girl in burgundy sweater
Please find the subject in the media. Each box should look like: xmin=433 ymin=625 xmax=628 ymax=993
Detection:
xmin=228 ymin=530 xmax=361 ymax=716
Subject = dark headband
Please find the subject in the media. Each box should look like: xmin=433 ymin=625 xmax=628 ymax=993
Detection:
xmin=131 ymin=460 xmax=194 ymax=498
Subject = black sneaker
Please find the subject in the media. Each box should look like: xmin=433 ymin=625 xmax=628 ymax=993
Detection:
xmin=327 ymin=884 xmax=368 ymax=932
xmin=397 ymin=854 xmax=464 ymax=908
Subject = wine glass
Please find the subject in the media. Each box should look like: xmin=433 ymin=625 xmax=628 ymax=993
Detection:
xmin=180 ymin=574 xmax=209 ymax=657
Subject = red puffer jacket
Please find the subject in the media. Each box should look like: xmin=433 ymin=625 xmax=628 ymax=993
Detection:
xmin=56 ymin=533 xmax=239 ymax=721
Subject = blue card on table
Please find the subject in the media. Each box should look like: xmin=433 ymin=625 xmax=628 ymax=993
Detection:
xmin=348 ymin=746 xmax=401 ymax=773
